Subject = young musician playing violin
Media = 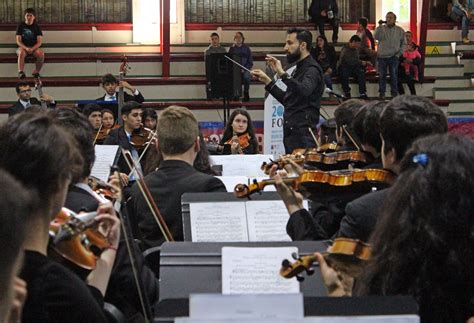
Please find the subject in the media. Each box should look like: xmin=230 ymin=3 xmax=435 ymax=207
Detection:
xmin=0 ymin=170 xmax=30 ymax=323
xmin=104 ymin=101 xmax=145 ymax=191
xmin=333 ymin=99 xmax=364 ymax=150
xmin=218 ymin=109 xmax=259 ymax=154
xmin=55 ymin=108 xmax=159 ymax=321
xmin=316 ymin=133 xmax=474 ymax=322
xmin=142 ymin=108 xmax=158 ymax=131
xmin=83 ymin=103 xmax=102 ymax=131
xmin=129 ymin=106 xmax=226 ymax=248
xmin=0 ymin=110 xmax=120 ymax=322
xmin=275 ymin=95 xmax=448 ymax=242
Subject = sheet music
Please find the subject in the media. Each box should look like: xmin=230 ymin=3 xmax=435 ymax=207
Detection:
xmin=176 ymin=316 xmax=420 ymax=323
xmin=246 ymin=200 xmax=293 ymax=242
xmin=222 ymin=247 xmax=300 ymax=294
xmin=190 ymin=202 xmax=249 ymax=242
xmin=210 ymin=155 xmax=274 ymax=177
xmin=90 ymin=145 xmax=119 ymax=182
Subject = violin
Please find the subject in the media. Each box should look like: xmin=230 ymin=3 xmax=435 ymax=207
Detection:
xmin=88 ymin=176 xmax=116 ymax=201
xmin=234 ymin=168 xmax=396 ymax=199
xmin=304 ymin=150 xmax=371 ymax=171
xmin=224 ymin=132 xmax=251 ymax=150
xmin=261 ymin=152 xmax=306 ymax=175
xmin=130 ymin=126 xmax=155 ymax=150
xmin=280 ymin=238 xmax=371 ymax=281
xmin=317 ymin=142 xmax=339 ymax=153
xmin=49 ymin=208 xmax=110 ymax=270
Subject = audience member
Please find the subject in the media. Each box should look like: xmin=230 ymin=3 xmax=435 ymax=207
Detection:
xmin=16 ymin=8 xmax=44 ymax=79
xmin=310 ymin=35 xmax=337 ymax=90
xmin=398 ymin=31 xmax=420 ymax=95
xmin=356 ymin=17 xmax=376 ymax=65
xmin=337 ymin=35 xmax=369 ymax=100
xmin=450 ymin=0 xmax=472 ymax=44
xmin=204 ymin=32 xmax=226 ymax=56
xmin=228 ymin=32 xmax=253 ymax=101
xmin=308 ymin=0 xmax=340 ymax=43
xmin=374 ymin=12 xmax=405 ymax=99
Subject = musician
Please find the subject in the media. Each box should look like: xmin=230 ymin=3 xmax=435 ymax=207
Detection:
xmin=129 ymin=106 xmax=226 ymax=248
xmin=97 ymin=73 xmax=145 ymax=103
xmin=9 ymin=81 xmax=55 ymax=116
xmin=333 ymin=99 xmax=364 ymax=150
xmin=104 ymin=101 xmax=145 ymax=190
xmin=0 ymin=110 xmax=120 ymax=322
xmin=0 ymin=170 xmax=30 ymax=322
xmin=83 ymin=103 xmax=103 ymax=131
xmin=276 ymin=95 xmax=448 ymax=242
xmin=55 ymin=109 xmax=159 ymax=320
xmin=252 ymin=28 xmax=324 ymax=153
xmin=317 ymin=134 xmax=474 ymax=322
xmin=352 ymin=101 xmax=387 ymax=169
xmin=218 ymin=109 xmax=259 ymax=154
xmin=16 ymin=8 xmax=44 ymax=79
xmin=142 ymin=108 xmax=158 ymax=130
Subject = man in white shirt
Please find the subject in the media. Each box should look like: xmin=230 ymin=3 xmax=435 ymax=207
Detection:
xmin=97 ymin=73 xmax=145 ymax=103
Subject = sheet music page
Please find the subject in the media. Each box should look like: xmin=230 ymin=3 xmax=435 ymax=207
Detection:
xmin=90 ymin=145 xmax=119 ymax=182
xmin=245 ymin=200 xmax=297 ymax=242
xmin=176 ymin=315 xmax=420 ymax=323
xmin=215 ymin=176 xmax=249 ymax=193
xmin=222 ymin=247 xmax=300 ymax=294
xmin=210 ymin=155 xmax=274 ymax=177
xmin=190 ymin=202 xmax=249 ymax=242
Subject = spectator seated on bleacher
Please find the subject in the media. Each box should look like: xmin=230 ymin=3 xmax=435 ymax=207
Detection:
xmin=337 ymin=35 xmax=370 ymax=100
xmin=16 ymin=8 xmax=44 ymax=79
xmin=448 ymin=0 xmax=473 ymax=44
xmin=311 ymin=35 xmax=337 ymax=91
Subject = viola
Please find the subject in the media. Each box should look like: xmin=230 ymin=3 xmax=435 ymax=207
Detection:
xmin=234 ymin=168 xmax=396 ymax=199
xmin=130 ymin=126 xmax=155 ymax=150
xmin=280 ymin=238 xmax=371 ymax=281
xmin=49 ymin=208 xmax=110 ymax=270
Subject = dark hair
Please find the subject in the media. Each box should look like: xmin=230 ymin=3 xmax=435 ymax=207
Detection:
xmin=142 ymin=108 xmax=157 ymax=121
xmin=210 ymin=32 xmax=219 ymax=38
xmin=83 ymin=103 xmax=102 ymax=118
xmin=0 ymin=169 xmax=30 ymax=308
xmin=380 ymin=95 xmax=448 ymax=161
xmin=319 ymin=118 xmax=337 ymax=144
xmin=334 ymin=99 xmax=365 ymax=145
xmin=235 ymin=31 xmax=245 ymax=41
xmin=349 ymin=35 xmax=362 ymax=43
xmin=287 ymin=27 xmax=313 ymax=51
xmin=386 ymin=11 xmax=397 ymax=20
xmin=0 ymin=110 xmax=83 ymax=217
xmin=54 ymin=109 xmax=96 ymax=181
xmin=121 ymin=101 xmax=142 ymax=116
xmin=24 ymin=8 xmax=36 ymax=15
xmin=352 ymin=101 xmax=386 ymax=153
xmin=358 ymin=17 xmax=368 ymax=28
xmin=15 ymin=81 xmax=30 ymax=93
xmin=220 ymin=109 xmax=258 ymax=146
xmin=101 ymin=73 xmax=118 ymax=85
xmin=356 ymin=134 xmax=474 ymax=322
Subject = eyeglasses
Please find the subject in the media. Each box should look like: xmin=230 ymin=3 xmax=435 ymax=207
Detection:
xmin=19 ymin=89 xmax=32 ymax=94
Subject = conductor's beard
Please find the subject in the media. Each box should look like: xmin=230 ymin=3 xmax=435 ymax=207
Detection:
xmin=286 ymin=47 xmax=302 ymax=64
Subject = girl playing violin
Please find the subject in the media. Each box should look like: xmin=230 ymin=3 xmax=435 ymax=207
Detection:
xmin=101 ymin=108 xmax=119 ymax=133
xmin=142 ymin=108 xmax=158 ymax=131
xmin=316 ymin=134 xmax=474 ymax=322
xmin=218 ymin=109 xmax=259 ymax=154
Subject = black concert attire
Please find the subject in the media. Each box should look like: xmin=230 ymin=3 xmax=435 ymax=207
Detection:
xmin=9 ymin=97 xmax=56 ymax=116
xmin=218 ymin=133 xmax=259 ymax=154
xmin=129 ymin=159 xmax=227 ymax=248
xmin=265 ymin=55 xmax=324 ymax=154
xmin=287 ymin=189 xmax=389 ymax=242
xmin=308 ymin=0 xmax=340 ymax=42
xmin=20 ymin=250 xmax=107 ymax=323
xmin=96 ymin=91 xmax=145 ymax=104
xmin=64 ymin=183 xmax=160 ymax=320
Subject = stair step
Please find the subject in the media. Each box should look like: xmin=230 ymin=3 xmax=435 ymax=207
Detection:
xmin=435 ymin=87 xmax=474 ymax=100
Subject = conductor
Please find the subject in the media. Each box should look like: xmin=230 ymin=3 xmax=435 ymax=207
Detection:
xmin=251 ymin=28 xmax=324 ymax=153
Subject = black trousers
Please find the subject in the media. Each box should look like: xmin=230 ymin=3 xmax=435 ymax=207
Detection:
xmin=283 ymin=125 xmax=318 ymax=154
xmin=314 ymin=16 xmax=339 ymax=42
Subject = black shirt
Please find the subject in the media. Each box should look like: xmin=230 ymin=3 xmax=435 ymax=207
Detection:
xmin=20 ymin=250 xmax=106 ymax=323
xmin=16 ymin=22 xmax=42 ymax=47
xmin=265 ymin=55 xmax=324 ymax=129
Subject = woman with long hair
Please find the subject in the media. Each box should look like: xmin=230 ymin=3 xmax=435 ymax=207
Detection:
xmin=219 ymin=109 xmax=259 ymax=154
xmin=310 ymin=35 xmax=337 ymax=90
xmin=316 ymin=133 xmax=474 ymax=322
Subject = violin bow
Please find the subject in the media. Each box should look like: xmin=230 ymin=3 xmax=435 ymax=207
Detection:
xmin=307 ymin=127 xmax=321 ymax=149
xmin=342 ymin=125 xmax=362 ymax=151
xmin=128 ymin=128 xmax=158 ymax=178
xmin=109 ymin=166 xmax=152 ymax=322
xmin=122 ymin=149 xmax=174 ymax=242
xmin=92 ymin=123 xmax=104 ymax=146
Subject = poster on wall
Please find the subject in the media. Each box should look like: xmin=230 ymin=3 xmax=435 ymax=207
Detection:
xmin=263 ymin=65 xmax=296 ymax=155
